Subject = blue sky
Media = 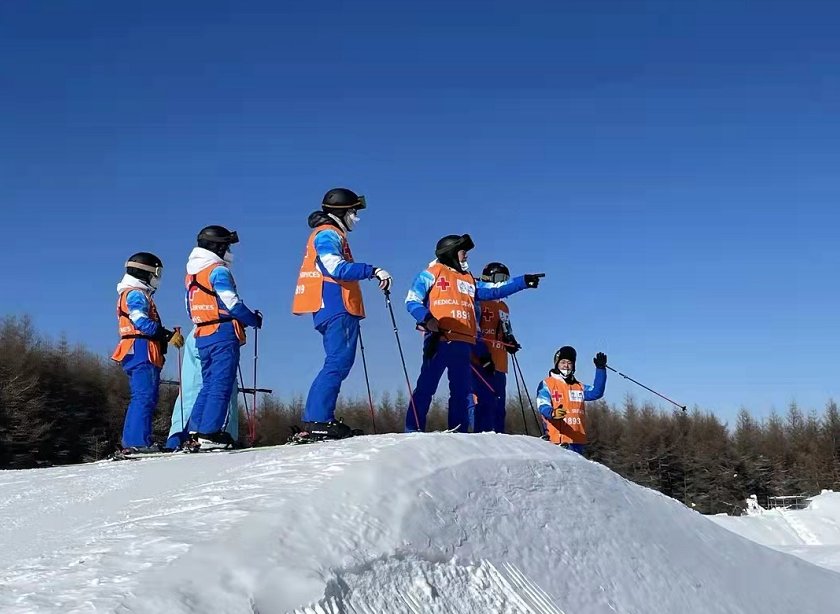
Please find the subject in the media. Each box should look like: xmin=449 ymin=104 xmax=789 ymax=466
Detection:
xmin=2 ymin=0 xmax=839 ymax=425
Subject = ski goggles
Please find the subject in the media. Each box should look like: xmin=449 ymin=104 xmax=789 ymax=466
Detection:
xmin=484 ymin=271 xmax=510 ymax=283
xmin=126 ymin=261 xmax=163 ymax=278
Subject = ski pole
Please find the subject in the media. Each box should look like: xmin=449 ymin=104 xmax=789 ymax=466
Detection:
xmin=237 ymin=364 xmax=253 ymax=445
xmin=510 ymin=356 xmax=531 ymax=436
xmin=385 ymin=290 xmax=422 ymax=432
xmin=176 ymin=327 xmax=185 ymax=431
xmin=251 ymin=322 xmax=260 ymax=444
xmin=606 ymin=365 xmax=687 ymax=412
xmin=470 ymin=364 xmax=498 ymax=398
xmin=512 ymin=354 xmax=544 ymax=436
xmin=358 ymin=326 xmax=378 ymax=434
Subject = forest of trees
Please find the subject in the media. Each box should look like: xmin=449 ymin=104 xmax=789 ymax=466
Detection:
xmin=2 ymin=315 xmax=839 ymax=515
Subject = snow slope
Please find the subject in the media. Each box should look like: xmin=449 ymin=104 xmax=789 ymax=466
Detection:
xmin=2 ymin=433 xmax=839 ymax=614
xmin=710 ymin=491 xmax=840 ymax=574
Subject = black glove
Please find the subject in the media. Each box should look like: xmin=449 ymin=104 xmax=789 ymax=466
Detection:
xmin=254 ymin=310 xmax=263 ymax=329
xmin=524 ymin=273 xmax=545 ymax=288
xmin=594 ymin=352 xmax=608 ymax=369
xmin=154 ymin=327 xmax=175 ymax=343
xmin=504 ymin=334 xmax=521 ymax=354
xmin=421 ymin=314 xmax=440 ymax=333
xmin=423 ymin=332 xmax=442 ymax=361
xmin=479 ymin=355 xmax=495 ymax=377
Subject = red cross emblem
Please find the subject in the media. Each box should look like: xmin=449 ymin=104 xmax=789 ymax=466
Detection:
xmin=552 ymin=390 xmax=563 ymax=403
xmin=436 ymin=277 xmax=450 ymax=291
xmin=482 ymin=311 xmax=494 ymax=322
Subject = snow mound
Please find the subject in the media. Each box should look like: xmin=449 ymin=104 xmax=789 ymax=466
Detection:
xmin=1 ymin=433 xmax=839 ymax=613
xmin=710 ymin=490 xmax=840 ymax=573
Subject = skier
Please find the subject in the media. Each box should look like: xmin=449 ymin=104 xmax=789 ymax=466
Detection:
xmin=536 ymin=345 xmax=608 ymax=454
xmin=185 ymin=225 xmax=262 ymax=450
xmin=404 ymin=234 xmax=543 ymax=432
xmin=111 ymin=252 xmax=184 ymax=452
xmin=292 ymin=187 xmax=391 ymax=441
xmin=472 ymin=262 xmax=521 ymax=433
xmin=165 ymin=326 xmax=239 ymax=450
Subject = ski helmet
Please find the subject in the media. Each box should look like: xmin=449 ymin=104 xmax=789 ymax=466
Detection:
xmin=435 ymin=234 xmax=475 ymax=271
xmin=481 ymin=262 xmax=510 ymax=284
xmin=125 ymin=252 xmax=163 ymax=288
xmin=197 ymin=225 xmax=239 ymax=258
xmin=322 ymin=188 xmax=366 ymax=211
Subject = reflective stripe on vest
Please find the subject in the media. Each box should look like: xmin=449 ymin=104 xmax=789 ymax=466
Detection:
xmin=542 ymin=375 xmax=587 ymax=445
xmin=427 ymin=262 xmax=477 ymax=342
xmin=291 ymin=224 xmax=365 ymax=317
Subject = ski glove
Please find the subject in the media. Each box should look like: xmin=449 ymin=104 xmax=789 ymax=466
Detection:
xmin=524 ymin=273 xmax=545 ymax=288
xmin=593 ymin=352 xmax=608 ymax=369
xmin=479 ymin=356 xmax=495 ymax=377
xmin=254 ymin=310 xmax=263 ymax=329
xmin=372 ymin=268 xmax=392 ymax=293
xmin=421 ymin=314 xmax=440 ymax=333
xmin=504 ymin=334 xmax=521 ymax=354
xmin=169 ymin=328 xmax=185 ymax=349
xmin=552 ymin=406 xmax=567 ymax=420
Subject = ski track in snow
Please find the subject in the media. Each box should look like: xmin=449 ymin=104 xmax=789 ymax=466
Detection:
xmin=2 ymin=433 xmax=840 ymax=613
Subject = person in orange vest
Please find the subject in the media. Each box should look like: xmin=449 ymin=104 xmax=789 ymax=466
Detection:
xmin=184 ymin=225 xmax=262 ymax=450
xmin=404 ymin=234 xmax=543 ymax=432
xmin=536 ymin=345 xmax=607 ymax=454
xmin=472 ymin=262 xmax=521 ymax=433
xmin=292 ymin=188 xmax=391 ymax=440
xmin=111 ymin=252 xmax=184 ymax=452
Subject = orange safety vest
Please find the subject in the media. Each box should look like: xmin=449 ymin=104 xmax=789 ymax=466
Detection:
xmin=542 ymin=374 xmax=587 ymax=445
xmin=185 ymin=264 xmax=246 ymax=345
xmin=111 ymin=288 xmax=164 ymax=368
xmin=427 ymin=262 xmax=477 ymax=342
xmin=479 ymin=300 xmax=510 ymax=374
xmin=292 ymin=224 xmax=365 ymax=318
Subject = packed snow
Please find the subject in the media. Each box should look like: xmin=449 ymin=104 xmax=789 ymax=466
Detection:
xmin=1 ymin=433 xmax=839 ymax=613
xmin=709 ymin=490 xmax=840 ymax=574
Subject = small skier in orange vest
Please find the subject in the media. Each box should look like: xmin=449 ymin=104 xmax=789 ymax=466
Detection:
xmin=404 ymin=234 xmax=542 ymax=432
xmin=537 ymin=346 xmax=607 ymax=454
xmin=472 ymin=262 xmax=521 ymax=433
xmin=292 ymin=188 xmax=391 ymax=440
xmin=112 ymin=252 xmax=184 ymax=453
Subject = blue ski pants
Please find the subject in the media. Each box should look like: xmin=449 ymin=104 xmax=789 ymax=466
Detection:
xmin=405 ymin=339 xmax=472 ymax=433
xmin=188 ymin=339 xmax=240 ymax=435
xmin=472 ymin=371 xmax=507 ymax=433
xmin=303 ymin=313 xmax=360 ymax=423
xmin=121 ymin=362 xmax=161 ymax=448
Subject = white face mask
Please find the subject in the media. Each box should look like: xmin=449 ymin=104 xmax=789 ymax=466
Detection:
xmin=223 ymin=249 xmax=234 ymax=266
xmin=149 ymin=275 xmax=161 ymax=290
xmin=345 ymin=211 xmax=360 ymax=231
xmin=461 ymin=261 xmax=470 ymax=272
xmin=558 ymin=368 xmax=573 ymax=378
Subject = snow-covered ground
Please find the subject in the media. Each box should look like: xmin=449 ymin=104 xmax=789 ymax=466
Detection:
xmin=1 ymin=433 xmax=839 ymax=614
xmin=709 ymin=490 xmax=840 ymax=574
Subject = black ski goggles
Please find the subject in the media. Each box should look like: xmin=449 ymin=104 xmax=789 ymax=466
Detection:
xmin=483 ymin=271 xmax=510 ymax=283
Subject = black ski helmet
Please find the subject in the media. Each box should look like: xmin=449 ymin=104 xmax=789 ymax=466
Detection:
xmin=125 ymin=252 xmax=163 ymax=285
xmin=435 ymin=234 xmax=475 ymax=270
xmin=481 ymin=262 xmax=510 ymax=283
xmin=322 ymin=187 xmax=366 ymax=211
xmin=197 ymin=225 xmax=239 ymax=258
xmin=554 ymin=345 xmax=577 ymax=367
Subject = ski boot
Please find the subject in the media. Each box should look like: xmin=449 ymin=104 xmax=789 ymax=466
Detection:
xmin=286 ymin=419 xmax=362 ymax=445
xmin=187 ymin=431 xmax=235 ymax=452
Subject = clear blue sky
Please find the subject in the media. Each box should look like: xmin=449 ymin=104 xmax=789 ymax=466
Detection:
xmin=2 ymin=0 xmax=839 ymax=425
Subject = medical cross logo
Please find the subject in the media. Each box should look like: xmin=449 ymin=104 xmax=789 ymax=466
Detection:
xmin=436 ymin=277 xmax=451 ymax=291
xmin=552 ymin=390 xmax=563 ymax=403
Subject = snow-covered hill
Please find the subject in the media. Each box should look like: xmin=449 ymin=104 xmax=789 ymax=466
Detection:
xmin=710 ymin=490 xmax=840 ymax=574
xmin=1 ymin=433 xmax=839 ymax=613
